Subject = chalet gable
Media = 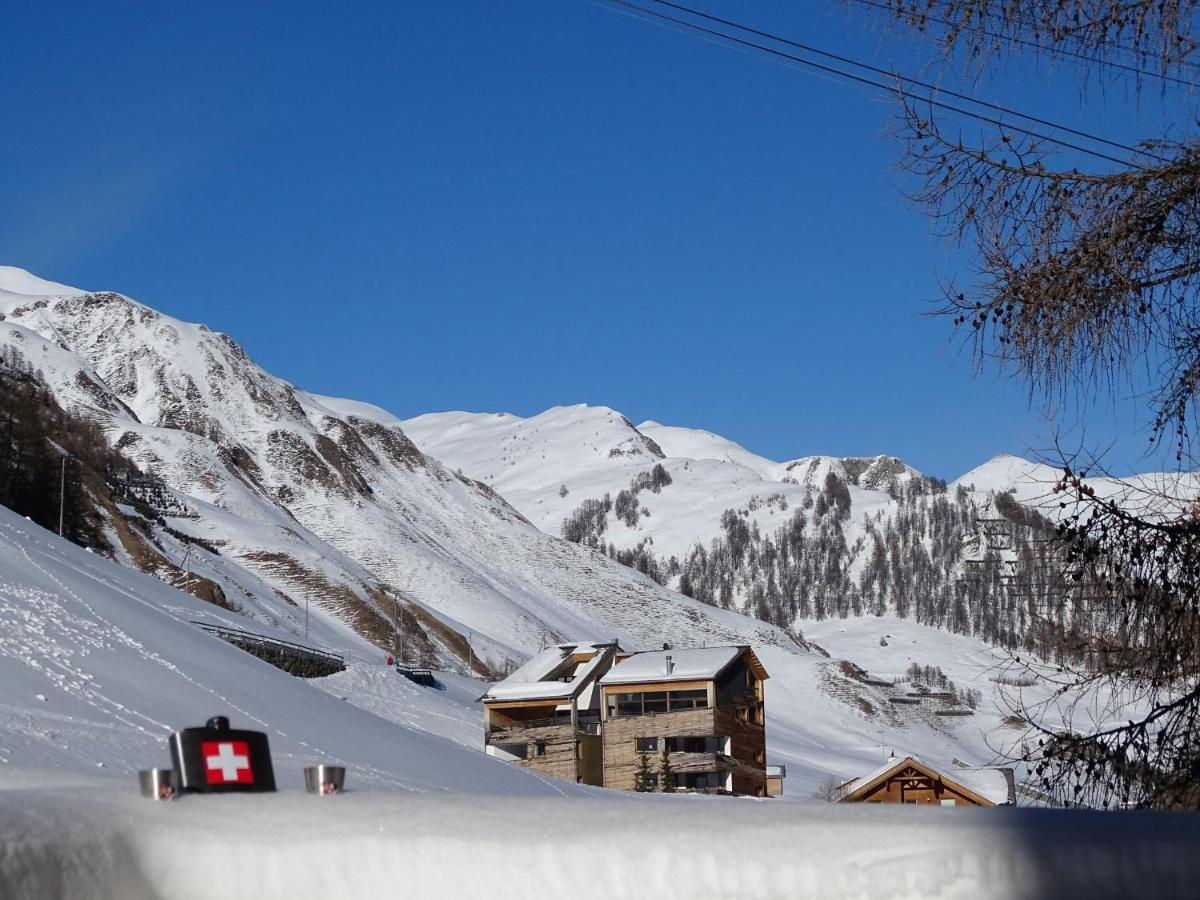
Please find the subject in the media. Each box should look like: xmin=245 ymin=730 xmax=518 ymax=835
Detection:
xmin=837 ymin=756 xmax=1002 ymax=807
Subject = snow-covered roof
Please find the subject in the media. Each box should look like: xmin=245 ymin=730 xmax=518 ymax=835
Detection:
xmin=482 ymin=642 xmax=619 ymax=702
xmin=599 ymin=646 xmax=759 ymax=686
xmin=950 ymin=767 xmax=1015 ymax=806
xmin=837 ymin=756 xmax=1014 ymax=806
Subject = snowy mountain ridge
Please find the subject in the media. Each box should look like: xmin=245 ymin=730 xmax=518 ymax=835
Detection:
xmin=0 ymin=267 xmax=797 ymax=676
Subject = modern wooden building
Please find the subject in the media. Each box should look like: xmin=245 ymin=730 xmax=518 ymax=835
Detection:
xmin=480 ymin=641 xmax=622 ymax=786
xmin=598 ymin=645 xmax=769 ymax=797
xmin=481 ymin=643 xmax=771 ymax=796
xmin=836 ymin=755 xmax=1015 ymax=807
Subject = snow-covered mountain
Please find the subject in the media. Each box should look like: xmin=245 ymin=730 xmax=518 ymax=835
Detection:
xmin=403 ymin=405 xmax=922 ymax=563
xmin=398 ymin=406 xmax=1151 ymax=654
xmin=0 ymin=267 xmax=794 ymax=674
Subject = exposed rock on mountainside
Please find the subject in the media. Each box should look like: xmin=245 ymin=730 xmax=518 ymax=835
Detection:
xmin=0 ymin=267 xmax=800 ymax=672
xmin=781 ymin=455 xmax=920 ymax=492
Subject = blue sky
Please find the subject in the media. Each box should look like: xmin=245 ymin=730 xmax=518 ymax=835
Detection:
xmin=0 ymin=1 xmax=1180 ymax=478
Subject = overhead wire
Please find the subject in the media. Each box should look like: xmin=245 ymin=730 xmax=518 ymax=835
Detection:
xmin=643 ymin=0 xmax=1167 ymax=162
xmin=591 ymin=0 xmax=1169 ymax=168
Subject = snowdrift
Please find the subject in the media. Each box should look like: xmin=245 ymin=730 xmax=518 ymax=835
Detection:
xmin=3 ymin=770 xmax=1198 ymax=900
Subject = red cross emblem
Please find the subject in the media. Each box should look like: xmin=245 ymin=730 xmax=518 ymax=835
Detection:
xmin=202 ymin=740 xmax=253 ymax=784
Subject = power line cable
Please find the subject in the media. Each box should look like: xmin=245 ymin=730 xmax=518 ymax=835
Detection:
xmin=637 ymin=0 xmax=1168 ymax=163
xmin=592 ymin=0 xmax=1161 ymax=168
xmin=849 ymin=0 xmax=1200 ymax=86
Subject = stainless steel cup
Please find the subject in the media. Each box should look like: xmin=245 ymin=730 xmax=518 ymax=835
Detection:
xmin=304 ymin=764 xmax=346 ymax=795
xmin=139 ymin=768 xmax=180 ymax=800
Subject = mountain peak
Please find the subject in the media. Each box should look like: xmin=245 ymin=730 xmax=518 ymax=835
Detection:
xmin=0 ymin=265 xmax=86 ymax=298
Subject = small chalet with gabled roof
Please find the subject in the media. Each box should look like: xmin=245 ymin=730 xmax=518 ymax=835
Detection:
xmin=480 ymin=641 xmax=621 ymax=785
xmin=836 ymin=755 xmax=1015 ymax=807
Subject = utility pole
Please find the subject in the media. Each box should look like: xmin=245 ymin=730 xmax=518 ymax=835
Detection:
xmin=305 ymin=596 xmax=309 ymax=642
xmin=45 ymin=440 xmax=71 ymax=539
xmin=58 ymin=454 xmax=66 ymax=537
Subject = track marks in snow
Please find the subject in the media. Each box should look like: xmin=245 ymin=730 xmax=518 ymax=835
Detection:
xmin=0 ymin=522 xmax=271 ymax=739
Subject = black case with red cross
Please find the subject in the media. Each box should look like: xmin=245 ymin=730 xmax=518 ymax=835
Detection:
xmin=169 ymin=716 xmax=277 ymax=793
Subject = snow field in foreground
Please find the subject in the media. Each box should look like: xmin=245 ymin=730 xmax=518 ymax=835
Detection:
xmin=1 ymin=769 xmax=1198 ymax=900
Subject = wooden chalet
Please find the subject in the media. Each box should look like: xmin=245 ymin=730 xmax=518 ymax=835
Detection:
xmin=480 ymin=641 xmax=621 ymax=786
xmin=836 ymin=755 xmax=1015 ymax=807
xmin=597 ymin=645 xmax=769 ymax=797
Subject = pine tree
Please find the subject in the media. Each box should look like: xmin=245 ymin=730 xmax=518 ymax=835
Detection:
xmin=659 ymin=743 xmax=676 ymax=793
xmin=635 ymin=751 xmax=654 ymax=792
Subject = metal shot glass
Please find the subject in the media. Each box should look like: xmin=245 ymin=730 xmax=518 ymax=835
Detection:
xmin=139 ymin=767 xmax=181 ymax=800
xmin=303 ymin=764 xmax=346 ymax=796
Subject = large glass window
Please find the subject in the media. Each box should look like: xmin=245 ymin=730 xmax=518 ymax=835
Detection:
xmin=607 ymin=688 xmax=709 ymax=716
xmin=678 ymin=772 xmax=723 ymax=790
xmin=664 ymin=736 xmax=724 ymax=753
xmin=634 ymin=737 xmax=658 ymax=752
xmin=669 ymin=689 xmax=708 ymax=711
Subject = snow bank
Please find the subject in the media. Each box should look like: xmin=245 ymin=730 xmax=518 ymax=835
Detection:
xmin=1 ymin=769 xmax=1196 ymax=900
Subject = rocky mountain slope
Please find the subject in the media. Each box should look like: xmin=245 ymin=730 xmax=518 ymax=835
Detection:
xmin=0 ymin=267 xmax=795 ymax=673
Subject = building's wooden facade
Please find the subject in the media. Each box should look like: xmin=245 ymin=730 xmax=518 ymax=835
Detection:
xmin=598 ymin=647 xmax=769 ymax=797
xmin=482 ymin=643 xmax=771 ymax=797
xmin=481 ymin=643 xmax=614 ymax=786
xmin=836 ymin=756 xmax=1003 ymax=807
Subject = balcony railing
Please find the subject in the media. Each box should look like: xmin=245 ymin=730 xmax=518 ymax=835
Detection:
xmin=488 ymin=715 xmax=601 ymax=736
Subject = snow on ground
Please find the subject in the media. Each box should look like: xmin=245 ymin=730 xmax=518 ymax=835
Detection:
xmin=3 ymin=767 xmax=1198 ymax=900
xmin=0 ymin=503 xmax=576 ymax=797
xmin=312 ymin=665 xmax=487 ymax=752
xmin=0 ymin=491 xmax=1057 ymax=810
xmin=2 ymin=486 xmax=1195 ymax=897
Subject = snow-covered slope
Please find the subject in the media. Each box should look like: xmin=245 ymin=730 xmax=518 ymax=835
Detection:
xmin=1 ymin=509 xmax=1178 ymax=900
xmin=0 ymin=500 xmax=1065 ymax=805
xmin=639 ymin=419 xmax=780 ymax=477
xmin=0 ymin=264 xmax=85 ymax=298
xmin=0 ymin=502 xmax=571 ymax=795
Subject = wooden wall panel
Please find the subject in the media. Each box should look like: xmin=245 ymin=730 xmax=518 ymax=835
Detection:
xmin=602 ymin=708 xmax=716 ymax=791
